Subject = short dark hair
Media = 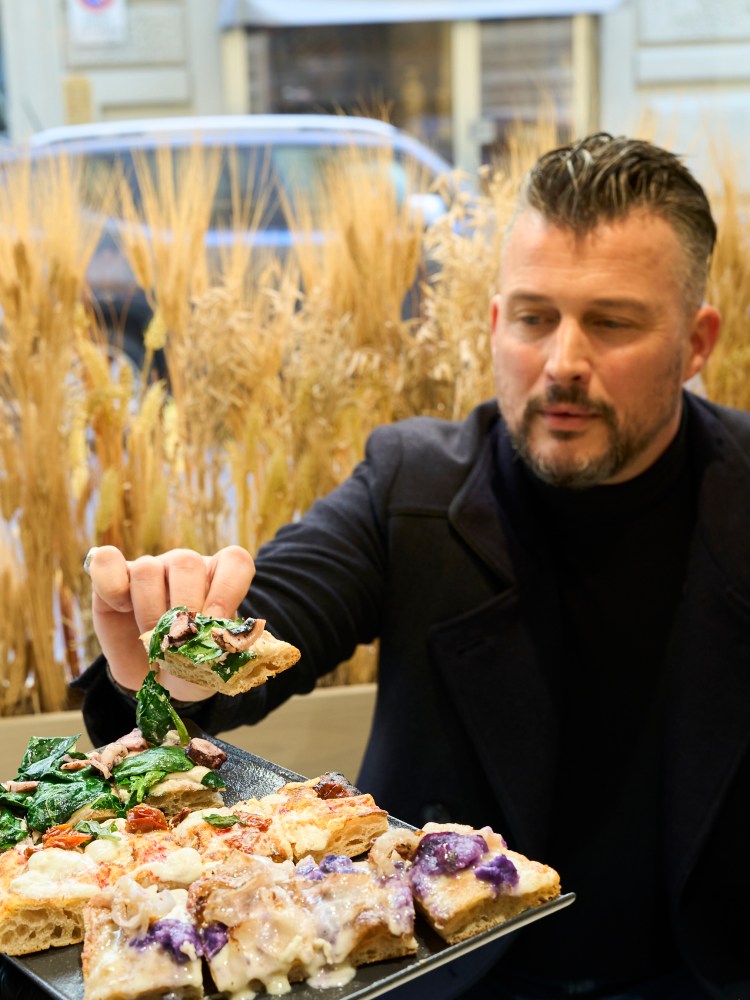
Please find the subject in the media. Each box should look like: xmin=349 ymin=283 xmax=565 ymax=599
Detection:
xmin=514 ymin=132 xmax=717 ymax=309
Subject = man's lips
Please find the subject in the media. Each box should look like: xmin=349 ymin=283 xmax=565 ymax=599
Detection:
xmin=537 ymin=405 xmax=599 ymax=431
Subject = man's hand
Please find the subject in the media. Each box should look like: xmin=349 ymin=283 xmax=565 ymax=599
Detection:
xmin=86 ymin=545 xmax=256 ymax=702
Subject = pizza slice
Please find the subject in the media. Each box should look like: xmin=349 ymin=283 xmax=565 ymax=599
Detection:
xmin=82 ymin=877 xmax=204 ymax=1000
xmin=256 ymin=772 xmax=390 ymax=861
xmin=0 ymin=807 xmax=204 ymax=957
xmin=376 ymin=822 xmax=561 ymax=944
xmin=170 ymin=802 xmax=293 ymax=864
xmin=141 ymin=606 xmax=301 ymax=696
xmin=187 ymin=849 xmax=416 ymax=996
xmin=0 ymin=675 xmax=229 ymax=870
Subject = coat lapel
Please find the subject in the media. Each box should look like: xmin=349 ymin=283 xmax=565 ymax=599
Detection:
xmin=429 ymin=595 xmax=558 ymax=857
xmin=429 ymin=435 xmax=558 ymax=856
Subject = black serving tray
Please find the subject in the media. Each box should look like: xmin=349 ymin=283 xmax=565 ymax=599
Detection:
xmin=9 ymin=728 xmax=575 ymax=999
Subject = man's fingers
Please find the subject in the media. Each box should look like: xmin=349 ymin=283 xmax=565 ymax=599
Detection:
xmin=88 ymin=544 xmax=254 ymax=697
xmin=128 ymin=555 xmax=169 ymax=635
xmin=163 ymin=548 xmax=208 ymax=619
xmin=203 ymin=545 xmax=255 ymax=618
xmin=87 ymin=545 xmax=133 ymax=613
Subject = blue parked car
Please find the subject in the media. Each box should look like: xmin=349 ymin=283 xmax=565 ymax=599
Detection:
xmin=26 ymin=115 xmax=459 ymax=372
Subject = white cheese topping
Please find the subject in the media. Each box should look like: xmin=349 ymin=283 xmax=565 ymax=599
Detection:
xmin=9 ymin=847 xmax=98 ymax=899
xmin=148 ymin=766 xmax=210 ymax=795
xmin=84 ymin=834 xmax=131 ymax=866
xmin=129 ymin=846 xmax=204 ymax=886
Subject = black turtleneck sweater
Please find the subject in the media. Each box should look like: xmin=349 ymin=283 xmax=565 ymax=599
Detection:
xmin=492 ymin=409 xmax=700 ymax=989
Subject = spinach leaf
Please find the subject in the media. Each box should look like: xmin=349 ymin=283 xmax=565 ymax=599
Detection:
xmin=148 ymin=606 xmax=185 ymax=661
xmin=0 ymin=789 xmax=32 ymax=814
xmin=201 ymin=771 xmax=226 ymax=791
xmin=0 ymin=808 xmax=28 ymax=851
xmin=16 ymin=735 xmax=81 ymax=780
xmin=118 ymin=771 xmax=165 ymax=807
xmin=26 ymin=776 xmax=123 ymax=832
xmin=148 ymin=606 xmax=257 ymax=681
xmin=112 ymin=746 xmax=195 ymax=808
xmin=73 ymin=819 xmax=121 ymax=842
xmin=136 ymin=670 xmax=189 ymax=746
xmin=203 ymin=813 xmax=242 ymax=828
xmin=112 ymin=746 xmax=193 ymax=783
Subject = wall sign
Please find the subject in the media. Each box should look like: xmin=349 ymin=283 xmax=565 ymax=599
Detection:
xmin=67 ymin=0 xmax=128 ymax=47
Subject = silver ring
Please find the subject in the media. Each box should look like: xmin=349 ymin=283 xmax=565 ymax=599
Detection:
xmin=83 ymin=547 xmax=97 ymax=575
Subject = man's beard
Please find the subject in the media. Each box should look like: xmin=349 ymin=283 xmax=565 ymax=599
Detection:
xmin=507 ymin=382 xmax=679 ymax=489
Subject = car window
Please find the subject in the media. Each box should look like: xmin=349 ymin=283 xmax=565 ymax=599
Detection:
xmin=32 ymin=136 xmax=445 ymax=234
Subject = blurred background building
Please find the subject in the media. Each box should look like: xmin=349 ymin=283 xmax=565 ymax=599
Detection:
xmin=0 ymin=0 xmax=747 ymax=188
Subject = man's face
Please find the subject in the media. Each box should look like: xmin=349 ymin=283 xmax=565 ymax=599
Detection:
xmin=490 ymin=209 xmax=719 ymax=488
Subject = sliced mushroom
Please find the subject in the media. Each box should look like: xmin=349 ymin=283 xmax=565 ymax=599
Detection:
xmin=210 ymin=617 xmax=266 ymax=654
xmin=186 ymin=737 xmax=228 ymax=770
xmin=2 ymin=780 xmax=39 ymax=793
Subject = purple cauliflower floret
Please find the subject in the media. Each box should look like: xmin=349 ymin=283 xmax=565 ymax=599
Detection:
xmin=295 ymin=857 xmax=325 ymax=881
xmin=200 ymin=922 xmax=229 ymax=959
xmin=414 ymin=832 xmax=488 ymax=875
xmin=474 ymin=853 xmax=519 ymax=893
xmin=409 ymin=831 xmax=488 ymax=900
xmin=318 ymin=854 xmax=356 ymax=875
xmin=130 ymin=919 xmax=203 ymax=963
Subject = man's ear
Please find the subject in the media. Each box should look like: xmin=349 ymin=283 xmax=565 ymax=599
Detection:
xmin=684 ymin=304 xmax=721 ymax=382
xmin=490 ymin=294 xmax=503 ymax=359
xmin=490 ymin=294 xmax=501 ymax=331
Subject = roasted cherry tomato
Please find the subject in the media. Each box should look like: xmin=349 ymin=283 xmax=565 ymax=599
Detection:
xmin=125 ymin=803 xmax=169 ymax=833
xmin=42 ymin=824 xmax=93 ymax=850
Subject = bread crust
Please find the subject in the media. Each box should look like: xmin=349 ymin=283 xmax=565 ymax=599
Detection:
xmin=141 ymin=628 xmax=301 ymax=695
xmin=405 ymin=824 xmax=561 ymax=945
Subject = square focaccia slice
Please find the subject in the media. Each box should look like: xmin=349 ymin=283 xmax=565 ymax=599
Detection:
xmin=381 ymin=822 xmax=561 ymax=944
xmin=170 ymin=801 xmax=293 ymax=864
xmin=188 ymin=849 xmax=416 ymax=996
xmin=111 ymin=744 xmax=226 ymax=819
xmin=0 ymin=809 xmax=204 ymax=957
xmin=82 ymin=878 xmax=203 ymax=1000
xmin=257 ymin=772 xmax=389 ymax=862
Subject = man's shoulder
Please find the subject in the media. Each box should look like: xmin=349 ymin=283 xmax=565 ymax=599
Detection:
xmin=369 ymin=400 xmax=499 ymax=457
xmin=687 ymin=392 xmax=750 ymax=454
xmin=363 ymin=400 xmax=500 ymax=508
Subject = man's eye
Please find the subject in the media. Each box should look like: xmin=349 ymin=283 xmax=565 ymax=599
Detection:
xmin=594 ymin=317 xmax=630 ymax=330
xmin=518 ymin=314 xmax=545 ymax=326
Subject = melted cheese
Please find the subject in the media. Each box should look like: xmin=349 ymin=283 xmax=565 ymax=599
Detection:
xmin=128 ymin=846 xmax=204 ymax=886
xmin=84 ymin=880 xmax=202 ymax=1000
xmin=83 ymin=835 xmax=131 ymax=866
xmin=204 ymin=862 xmax=414 ymax=995
xmin=148 ymin=765 xmax=210 ymax=795
xmin=9 ymin=847 xmax=98 ymax=900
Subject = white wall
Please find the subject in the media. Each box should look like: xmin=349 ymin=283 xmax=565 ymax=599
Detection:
xmin=0 ymin=684 xmax=377 ymax=785
xmin=599 ymin=0 xmax=750 ymax=193
xmin=1 ymin=0 xmax=226 ymax=140
xmin=1 ymin=0 xmax=65 ymax=137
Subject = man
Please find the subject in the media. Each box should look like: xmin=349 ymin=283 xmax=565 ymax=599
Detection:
xmin=76 ymin=134 xmax=749 ymax=999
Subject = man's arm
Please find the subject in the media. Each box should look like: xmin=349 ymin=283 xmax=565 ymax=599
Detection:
xmin=76 ymin=446 xmax=393 ymax=744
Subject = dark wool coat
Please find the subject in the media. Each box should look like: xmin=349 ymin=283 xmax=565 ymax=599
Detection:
xmin=78 ymin=392 xmax=750 ymax=998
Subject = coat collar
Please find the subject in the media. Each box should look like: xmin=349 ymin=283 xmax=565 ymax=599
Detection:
xmin=447 ymin=417 xmax=515 ymax=584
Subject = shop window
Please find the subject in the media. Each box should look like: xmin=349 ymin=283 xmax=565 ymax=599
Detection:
xmin=259 ymin=22 xmax=454 ymax=162
xmin=480 ymin=17 xmax=573 ymax=164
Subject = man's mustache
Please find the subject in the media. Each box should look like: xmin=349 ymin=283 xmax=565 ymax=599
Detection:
xmin=524 ymin=384 xmax=617 ymax=422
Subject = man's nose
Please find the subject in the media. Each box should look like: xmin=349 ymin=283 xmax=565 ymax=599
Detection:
xmin=544 ymin=319 xmax=592 ymax=385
